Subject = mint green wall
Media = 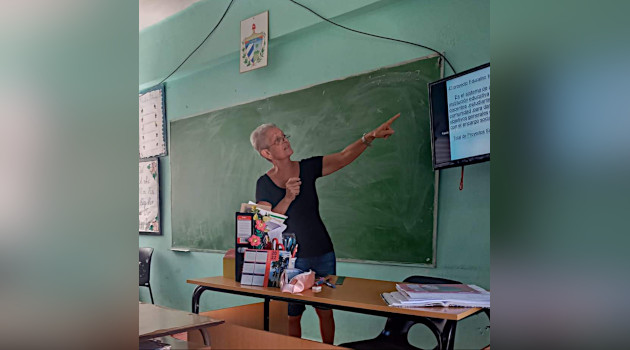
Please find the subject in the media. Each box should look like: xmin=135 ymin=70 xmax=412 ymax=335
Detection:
xmin=139 ymin=0 xmax=489 ymax=348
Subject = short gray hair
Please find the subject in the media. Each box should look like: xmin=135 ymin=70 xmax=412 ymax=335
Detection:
xmin=250 ymin=123 xmax=277 ymax=152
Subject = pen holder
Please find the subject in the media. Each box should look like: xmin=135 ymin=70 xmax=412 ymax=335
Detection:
xmin=282 ymin=232 xmax=298 ymax=257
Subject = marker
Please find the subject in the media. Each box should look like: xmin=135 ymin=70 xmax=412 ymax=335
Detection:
xmin=323 ymin=280 xmax=336 ymax=289
xmin=286 ymin=237 xmax=294 ymax=251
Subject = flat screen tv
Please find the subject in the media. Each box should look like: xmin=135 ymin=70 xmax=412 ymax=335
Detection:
xmin=428 ymin=63 xmax=490 ymax=170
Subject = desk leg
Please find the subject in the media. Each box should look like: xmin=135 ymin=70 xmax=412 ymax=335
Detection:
xmin=192 ymin=285 xmax=208 ymax=314
xmin=263 ymin=297 xmax=270 ymax=331
xmin=440 ymin=320 xmax=457 ymax=350
xmin=199 ymin=328 xmax=211 ymax=346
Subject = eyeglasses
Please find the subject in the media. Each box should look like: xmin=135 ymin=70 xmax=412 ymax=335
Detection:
xmin=270 ymin=134 xmax=290 ymax=147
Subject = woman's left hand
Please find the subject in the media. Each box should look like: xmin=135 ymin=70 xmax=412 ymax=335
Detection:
xmin=369 ymin=113 xmax=401 ymax=140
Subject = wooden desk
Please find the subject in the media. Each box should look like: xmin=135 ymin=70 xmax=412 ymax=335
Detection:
xmin=139 ymin=302 xmax=224 ymax=346
xmin=187 ymin=276 xmax=483 ymax=350
xmin=206 ymin=323 xmax=347 ymax=349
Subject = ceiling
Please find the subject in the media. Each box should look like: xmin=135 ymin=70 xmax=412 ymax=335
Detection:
xmin=139 ymin=0 xmax=202 ymax=31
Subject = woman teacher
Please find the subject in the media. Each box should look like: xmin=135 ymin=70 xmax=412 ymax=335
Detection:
xmin=250 ymin=113 xmax=400 ymax=344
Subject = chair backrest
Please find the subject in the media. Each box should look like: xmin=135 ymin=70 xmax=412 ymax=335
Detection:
xmin=379 ymin=275 xmax=463 ymax=341
xmin=403 ymin=275 xmax=461 ymax=285
xmin=139 ymin=247 xmax=154 ymax=286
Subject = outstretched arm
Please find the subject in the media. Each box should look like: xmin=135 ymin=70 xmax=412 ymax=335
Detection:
xmin=322 ymin=113 xmax=400 ymax=176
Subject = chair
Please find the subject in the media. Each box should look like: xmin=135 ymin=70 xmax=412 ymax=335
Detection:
xmin=338 ymin=276 xmax=464 ymax=350
xmin=139 ymin=247 xmax=155 ymax=304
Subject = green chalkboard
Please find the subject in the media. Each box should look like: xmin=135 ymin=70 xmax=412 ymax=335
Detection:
xmin=171 ymin=55 xmax=441 ymax=265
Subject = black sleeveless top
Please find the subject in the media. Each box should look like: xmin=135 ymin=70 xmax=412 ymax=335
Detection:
xmin=255 ymin=156 xmax=334 ymax=257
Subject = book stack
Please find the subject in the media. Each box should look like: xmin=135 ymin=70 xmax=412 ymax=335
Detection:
xmin=381 ymin=283 xmax=490 ymax=308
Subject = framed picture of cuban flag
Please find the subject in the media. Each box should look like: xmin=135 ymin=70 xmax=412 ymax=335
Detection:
xmin=240 ymin=11 xmax=268 ymax=73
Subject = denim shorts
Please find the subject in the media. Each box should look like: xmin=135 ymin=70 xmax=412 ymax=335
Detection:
xmin=287 ymin=251 xmax=336 ymax=316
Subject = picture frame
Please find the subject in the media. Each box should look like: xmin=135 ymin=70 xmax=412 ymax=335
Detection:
xmin=240 ymin=11 xmax=268 ymax=73
xmin=139 ymin=158 xmax=161 ymax=235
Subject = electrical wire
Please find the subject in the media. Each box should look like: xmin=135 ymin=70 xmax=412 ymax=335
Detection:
xmin=157 ymin=0 xmax=457 ymax=85
xmin=288 ymin=0 xmax=457 ymax=74
xmin=158 ymin=0 xmax=235 ymax=85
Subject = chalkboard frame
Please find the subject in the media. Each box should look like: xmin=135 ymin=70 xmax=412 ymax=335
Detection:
xmin=169 ymin=54 xmax=443 ymax=267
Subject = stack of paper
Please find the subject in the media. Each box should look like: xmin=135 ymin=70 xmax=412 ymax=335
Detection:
xmin=381 ymin=284 xmax=490 ymax=308
xmin=245 ymin=201 xmax=288 ymax=221
xmin=240 ymin=201 xmax=289 ymax=242
xmin=264 ymin=220 xmax=287 ymax=242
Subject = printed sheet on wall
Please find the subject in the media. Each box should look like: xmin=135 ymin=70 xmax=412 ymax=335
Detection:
xmin=139 ymin=159 xmax=160 ymax=235
xmin=139 ymin=84 xmax=167 ymax=159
